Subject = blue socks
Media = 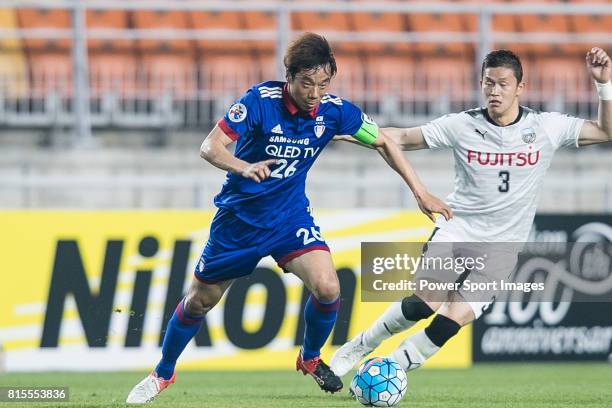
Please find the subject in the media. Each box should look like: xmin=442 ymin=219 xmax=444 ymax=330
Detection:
xmin=155 ymin=298 xmax=204 ymax=380
xmin=301 ymin=294 xmax=340 ymax=361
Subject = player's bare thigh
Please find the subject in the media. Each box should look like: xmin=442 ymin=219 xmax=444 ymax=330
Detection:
xmin=184 ymin=277 xmax=234 ymax=315
xmin=284 ymin=250 xmax=340 ymax=302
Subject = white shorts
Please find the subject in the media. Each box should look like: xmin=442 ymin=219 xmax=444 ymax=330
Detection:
xmin=415 ymin=227 xmax=519 ymax=319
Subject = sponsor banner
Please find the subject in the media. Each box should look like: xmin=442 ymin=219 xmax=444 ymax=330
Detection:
xmin=0 ymin=210 xmax=471 ymax=372
xmin=473 ymin=215 xmax=612 ymax=361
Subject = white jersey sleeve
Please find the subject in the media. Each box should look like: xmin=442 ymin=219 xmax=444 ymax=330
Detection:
xmin=421 ymin=114 xmax=459 ymax=149
xmin=539 ymin=111 xmax=585 ymax=150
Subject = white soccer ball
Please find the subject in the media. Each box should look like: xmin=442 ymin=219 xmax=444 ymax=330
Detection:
xmin=351 ymin=357 xmax=408 ymax=407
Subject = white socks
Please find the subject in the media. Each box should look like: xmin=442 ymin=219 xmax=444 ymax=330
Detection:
xmin=362 ymin=301 xmax=416 ymax=348
xmin=389 ymin=330 xmax=440 ymax=371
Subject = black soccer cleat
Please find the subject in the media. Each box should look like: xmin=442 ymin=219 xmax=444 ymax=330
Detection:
xmin=296 ymin=353 xmax=343 ymax=393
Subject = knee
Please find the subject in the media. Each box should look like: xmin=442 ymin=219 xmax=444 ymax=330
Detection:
xmin=401 ymin=294 xmax=437 ymax=321
xmin=311 ymin=279 xmax=340 ymax=303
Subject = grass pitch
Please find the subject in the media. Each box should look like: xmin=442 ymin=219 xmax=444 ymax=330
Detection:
xmin=0 ymin=363 xmax=610 ymax=407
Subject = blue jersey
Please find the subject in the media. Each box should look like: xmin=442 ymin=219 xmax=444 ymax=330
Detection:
xmin=214 ymin=81 xmax=367 ymax=228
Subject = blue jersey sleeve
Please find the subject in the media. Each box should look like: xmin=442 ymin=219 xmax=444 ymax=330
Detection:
xmin=218 ymin=90 xmax=262 ymax=141
xmin=337 ymin=99 xmax=365 ymax=136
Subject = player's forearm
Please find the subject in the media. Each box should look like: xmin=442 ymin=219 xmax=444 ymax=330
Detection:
xmin=200 ymin=140 xmax=249 ymax=174
xmin=377 ymin=137 xmax=427 ymax=197
xmin=380 ymin=128 xmax=409 ymax=149
xmin=381 ymin=127 xmax=427 ymax=150
xmin=597 ymin=99 xmax=612 ymax=141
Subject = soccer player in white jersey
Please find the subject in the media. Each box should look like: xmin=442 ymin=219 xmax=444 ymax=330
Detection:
xmin=330 ymin=47 xmax=611 ymax=376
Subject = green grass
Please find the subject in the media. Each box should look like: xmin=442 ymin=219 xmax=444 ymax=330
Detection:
xmin=0 ymin=363 xmax=610 ymax=407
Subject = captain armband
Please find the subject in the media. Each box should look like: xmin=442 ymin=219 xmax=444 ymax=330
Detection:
xmin=352 ymin=113 xmax=379 ymax=145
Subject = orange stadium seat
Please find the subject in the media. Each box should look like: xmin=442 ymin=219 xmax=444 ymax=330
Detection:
xmin=407 ymin=10 xmax=471 ymax=56
xmin=88 ymin=54 xmax=138 ymax=99
xmin=141 ymin=55 xmax=197 ymax=98
xmin=570 ymin=12 xmax=612 ymax=56
xmin=526 ymin=58 xmax=586 ymax=104
xmin=17 ymin=8 xmax=71 ymax=51
xmin=490 ymin=13 xmax=521 ymax=53
xmin=200 ymin=55 xmax=264 ymax=95
xmin=86 ymin=9 xmax=133 ymax=52
xmin=255 ymin=54 xmax=277 ymax=82
xmin=28 ymin=53 xmax=72 ymax=95
xmin=243 ymin=11 xmax=276 ymax=54
xmin=292 ymin=11 xmax=357 ymax=53
xmin=132 ymin=10 xmax=191 ymax=53
xmin=363 ymin=55 xmax=415 ymax=103
xmin=331 ymin=55 xmax=367 ymax=101
xmin=190 ymin=11 xmax=251 ymax=53
xmin=350 ymin=12 xmax=411 ymax=54
xmin=416 ymin=58 xmax=474 ymax=103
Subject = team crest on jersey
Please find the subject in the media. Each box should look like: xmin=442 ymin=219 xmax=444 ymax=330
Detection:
xmin=362 ymin=112 xmax=376 ymax=125
xmin=521 ymin=127 xmax=536 ymax=144
xmin=314 ymin=115 xmax=325 ymax=138
xmin=228 ymin=103 xmax=247 ymax=123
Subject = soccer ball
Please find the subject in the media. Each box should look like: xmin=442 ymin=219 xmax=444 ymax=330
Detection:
xmin=350 ymin=357 xmax=407 ymax=407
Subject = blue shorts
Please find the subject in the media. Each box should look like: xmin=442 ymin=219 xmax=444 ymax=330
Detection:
xmin=194 ymin=208 xmax=329 ymax=283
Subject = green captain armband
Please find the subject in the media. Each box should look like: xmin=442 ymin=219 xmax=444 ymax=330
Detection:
xmin=352 ymin=113 xmax=379 ymax=145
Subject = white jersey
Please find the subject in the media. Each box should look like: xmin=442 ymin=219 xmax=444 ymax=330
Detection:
xmin=422 ymin=106 xmax=584 ymax=242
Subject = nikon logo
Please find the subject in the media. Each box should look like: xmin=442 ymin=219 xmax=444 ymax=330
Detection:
xmin=40 ymin=237 xmax=355 ymax=349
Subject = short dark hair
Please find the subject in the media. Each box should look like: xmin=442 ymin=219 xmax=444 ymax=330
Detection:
xmin=284 ymin=32 xmax=337 ymax=80
xmin=481 ymin=49 xmax=523 ymax=83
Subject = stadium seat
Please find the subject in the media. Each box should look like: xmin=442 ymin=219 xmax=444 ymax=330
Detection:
xmin=243 ymin=11 xmax=276 ymax=53
xmin=88 ymin=54 xmax=138 ymax=98
xmin=200 ymin=55 xmax=264 ymax=95
xmin=350 ymin=12 xmax=411 ymax=54
xmin=525 ymin=58 xmax=587 ymax=107
xmin=363 ymin=55 xmax=415 ymax=103
xmin=0 ymin=9 xmax=28 ymax=96
xmin=406 ymin=9 xmax=471 ymax=56
xmin=132 ymin=10 xmax=191 ymax=53
xmin=292 ymin=11 xmax=357 ymax=53
xmin=416 ymin=58 xmax=474 ymax=106
xmin=331 ymin=55 xmax=367 ymax=102
xmin=516 ymin=14 xmax=573 ymax=55
xmin=141 ymin=55 xmax=197 ymax=98
xmin=191 ymin=11 xmax=251 ymax=53
xmin=570 ymin=12 xmax=612 ymax=56
xmin=17 ymin=8 xmax=71 ymax=51
xmin=28 ymin=53 xmax=72 ymax=95
xmin=86 ymin=9 xmax=133 ymax=52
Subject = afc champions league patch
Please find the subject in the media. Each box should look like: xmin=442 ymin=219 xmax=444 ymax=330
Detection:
xmin=228 ymin=103 xmax=247 ymax=123
xmin=521 ymin=127 xmax=536 ymax=144
xmin=362 ymin=112 xmax=376 ymax=125
xmin=314 ymin=115 xmax=325 ymax=138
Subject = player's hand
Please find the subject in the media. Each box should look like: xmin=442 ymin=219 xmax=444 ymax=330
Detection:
xmin=415 ymin=191 xmax=453 ymax=222
xmin=240 ymin=159 xmax=277 ymax=183
xmin=586 ymin=47 xmax=611 ymax=84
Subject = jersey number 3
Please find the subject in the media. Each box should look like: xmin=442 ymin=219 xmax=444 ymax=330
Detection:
xmin=498 ymin=171 xmax=510 ymax=193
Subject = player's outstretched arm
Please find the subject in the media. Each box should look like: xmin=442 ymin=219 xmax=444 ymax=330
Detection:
xmin=578 ymin=47 xmax=612 ymax=146
xmin=380 ymin=127 xmax=429 ymax=151
xmin=372 ymin=130 xmax=453 ymax=222
xmin=333 ymin=127 xmax=428 ymax=151
xmin=200 ymin=125 xmax=277 ymax=183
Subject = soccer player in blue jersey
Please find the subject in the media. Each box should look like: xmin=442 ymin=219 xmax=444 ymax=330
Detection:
xmin=126 ymin=32 xmax=451 ymax=403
